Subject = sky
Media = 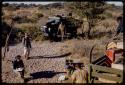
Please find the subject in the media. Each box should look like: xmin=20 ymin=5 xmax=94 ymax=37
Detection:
xmin=3 ymin=1 xmax=123 ymax=6
xmin=106 ymin=1 xmax=123 ymax=6
xmin=3 ymin=1 xmax=61 ymax=5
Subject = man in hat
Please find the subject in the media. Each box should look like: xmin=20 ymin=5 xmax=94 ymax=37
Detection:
xmin=22 ymin=33 xmax=32 ymax=60
xmin=65 ymin=60 xmax=75 ymax=79
xmin=71 ymin=62 xmax=88 ymax=83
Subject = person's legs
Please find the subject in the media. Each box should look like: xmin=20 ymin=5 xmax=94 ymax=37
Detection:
xmin=18 ymin=70 xmax=25 ymax=82
xmin=19 ymin=70 xmax=24 ymax=79
xmin=24 ymin=47 xmax=30 ymax=60
xmin=27 ymin=48 xmax=30 ymax=59
xmin=14 ymin=70 xmax=20 ymax=78
xmin=24 ymin=47 xmax=27 ymax=58
xmin=61 ymin=31 xmax=64 ymax=41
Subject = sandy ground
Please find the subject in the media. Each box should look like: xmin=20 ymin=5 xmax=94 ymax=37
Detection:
xmin=2 ymin=41 xmax=71 ymax=83
xmin=2 ymin=35 xmax=123 ymax=83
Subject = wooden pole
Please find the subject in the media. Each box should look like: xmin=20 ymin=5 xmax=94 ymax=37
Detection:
xmin=89 ymin=44 xmax=96 ymax=83
xmin=3 ymin=20 xmax=14 ymax=60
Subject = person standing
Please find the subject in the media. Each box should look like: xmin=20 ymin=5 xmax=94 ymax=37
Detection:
xmin=114 ymin=16 xmax=123 ymax=37
xmin=22 ymin=33 xmax=32 ymax=60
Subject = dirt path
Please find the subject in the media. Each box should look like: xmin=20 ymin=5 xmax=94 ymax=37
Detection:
xmin=2 ymin=41 xmax=70 ymax=83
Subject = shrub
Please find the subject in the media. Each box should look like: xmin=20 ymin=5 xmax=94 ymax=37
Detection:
xmin=31 ymin=12 xmax=44 ymax=20
xmin=1 ymin=22 xmax=11 ymax=46
xmin=71 ymin=40 xmax=105 ymax=61
xmin=2 ymin=12 xmax=13 ymax=20
xmin=4 ymin=4 xmax=19 ymax=11
xmin=105 ymin=12 xmax=113 ymax=18
xmin=1 ymin=21 xmax=22 ymax=46
xmin=35 ymin=12 xmax=44 ymax=18
xmin=17 ymin=23 xmax=44 ymax=41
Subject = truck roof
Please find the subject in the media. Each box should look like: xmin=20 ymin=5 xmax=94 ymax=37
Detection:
xmin=48 ymin=17 xmax=60 ymax=20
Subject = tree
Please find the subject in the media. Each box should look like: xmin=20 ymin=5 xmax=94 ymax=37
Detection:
xmin=68 ymin=2 xmax=106 ymax=39
xmin=2 ymin=16 xmax=20 ymax=60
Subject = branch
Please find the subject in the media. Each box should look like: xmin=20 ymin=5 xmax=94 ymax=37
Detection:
xmin=3 ymin=20 xmax=14 ymax=60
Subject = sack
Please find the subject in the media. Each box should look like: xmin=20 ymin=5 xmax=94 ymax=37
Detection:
xmin=14 ymin=68 xmax=24 ymax=72
xmin=58 ymin=75 xmax=66 ymax=81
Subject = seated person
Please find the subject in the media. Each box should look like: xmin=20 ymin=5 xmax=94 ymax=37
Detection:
xmin=12 ymin=55 xmax=25 ymax=79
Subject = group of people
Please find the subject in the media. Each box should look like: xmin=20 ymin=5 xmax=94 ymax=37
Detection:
xmin=12 ymin=33 xmax=32 ymax=81
xmin=11 ymin=14 xmax=123 ymax=83
xmin=12 ymin=32 xmax=88 ymax=83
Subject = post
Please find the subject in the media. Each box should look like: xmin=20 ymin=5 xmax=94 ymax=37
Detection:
xmin=89 ymin=56 xmax=92 ymax=83
xmin=89 ymin=44 xmax=96 ymax=83
xmin=3 ymin=17 xmax=16 ymax=60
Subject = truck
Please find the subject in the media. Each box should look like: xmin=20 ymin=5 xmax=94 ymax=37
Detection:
xmin=40 ymin=15 xmax=83 ymax=41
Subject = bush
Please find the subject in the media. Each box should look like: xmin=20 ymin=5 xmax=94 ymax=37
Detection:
xmin=71 ymin=40 xmax=105 ymax=61
xmin=31 ymin=12 xmax=44 ymax=21
xmin=22 ymin=12 xmax=44 ymax=23
xmin=2 ymin=13 xmax=13 ymax=20
xmin=17 ymin=23 xmax=44 ymax=41
xmin=1 ymin=21 xmax=22 ymax=46
xmin=4 ymin=4 xmax=19 ymax=11
xmin=1 ymin=22 xmax=11 ymax=46
xmin=34 ymin=33 xmax=45 ymax=41
xmin=35 ymin=12 xmax=44 ymax=18
xmin=105 ymin=12 xmax=113 ymax=18
xmin=72 ymin=41 xmax=93 ymax=57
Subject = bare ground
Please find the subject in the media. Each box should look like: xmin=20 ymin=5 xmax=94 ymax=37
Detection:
xmin=2 ymin=41 xmax=71 ymax=83
xmin=2 ymin=36 xmax=123 ymax=83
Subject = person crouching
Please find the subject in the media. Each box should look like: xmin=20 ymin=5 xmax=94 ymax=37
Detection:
xmin=12 ymin=55 xmax=25 ymax=80
xmin=71 ymin=62 xmax=88 ymax=83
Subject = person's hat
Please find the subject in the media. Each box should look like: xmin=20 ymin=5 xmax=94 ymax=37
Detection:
xmin=107 ymin=42 xmax=117 ymax=50
xmin=15 ymin=55 xmax=21 ymax=59
xmin=73 ymin=59 xmax=81 ymax=63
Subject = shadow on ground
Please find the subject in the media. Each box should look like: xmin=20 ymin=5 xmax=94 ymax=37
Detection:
xmin=29 ymin=52 xmax=71 ymax=59
xmin=30 ymin=71 xmax=66 ymax=79
xmin=24 ymin=71 xmax=66 ymax=82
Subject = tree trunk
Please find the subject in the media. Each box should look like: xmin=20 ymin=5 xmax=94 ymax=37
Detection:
xmin=88 ymin=22 xmax=92 ymax=39
xmin=87 ymin=17 xmax=92 ymax=39
xmin=81 ymin=21 xmax=84 ymax=35
xmin=3 ymin=20 xmax=14 ymax=60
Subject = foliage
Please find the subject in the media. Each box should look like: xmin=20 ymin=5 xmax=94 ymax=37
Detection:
xmin=1 ymin=21 xmax=20 ymax=46
xmin=30 ymin=12 xmax=44 ymax=23
xmin=68 ymin=2 xmax=106 ymax=38
xmin=1 ymin=22 xmax=11 ymax=46
xmin=3 ymin=4 xmax=19 ymax=11
xmin=17 ymin=23 xmax=44 ymax=40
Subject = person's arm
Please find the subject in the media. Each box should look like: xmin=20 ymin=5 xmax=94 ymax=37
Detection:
xmin=20 ymin=60 xmax=24 ymax=68
xmin=13 ymin=60 xmax=17 ymax=70
xmin=22 ymin=37 xmax=25 ymax=46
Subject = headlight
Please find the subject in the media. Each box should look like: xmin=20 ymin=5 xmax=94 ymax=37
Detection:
xmin=41 ymin=26 xmax=47 ymax=32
